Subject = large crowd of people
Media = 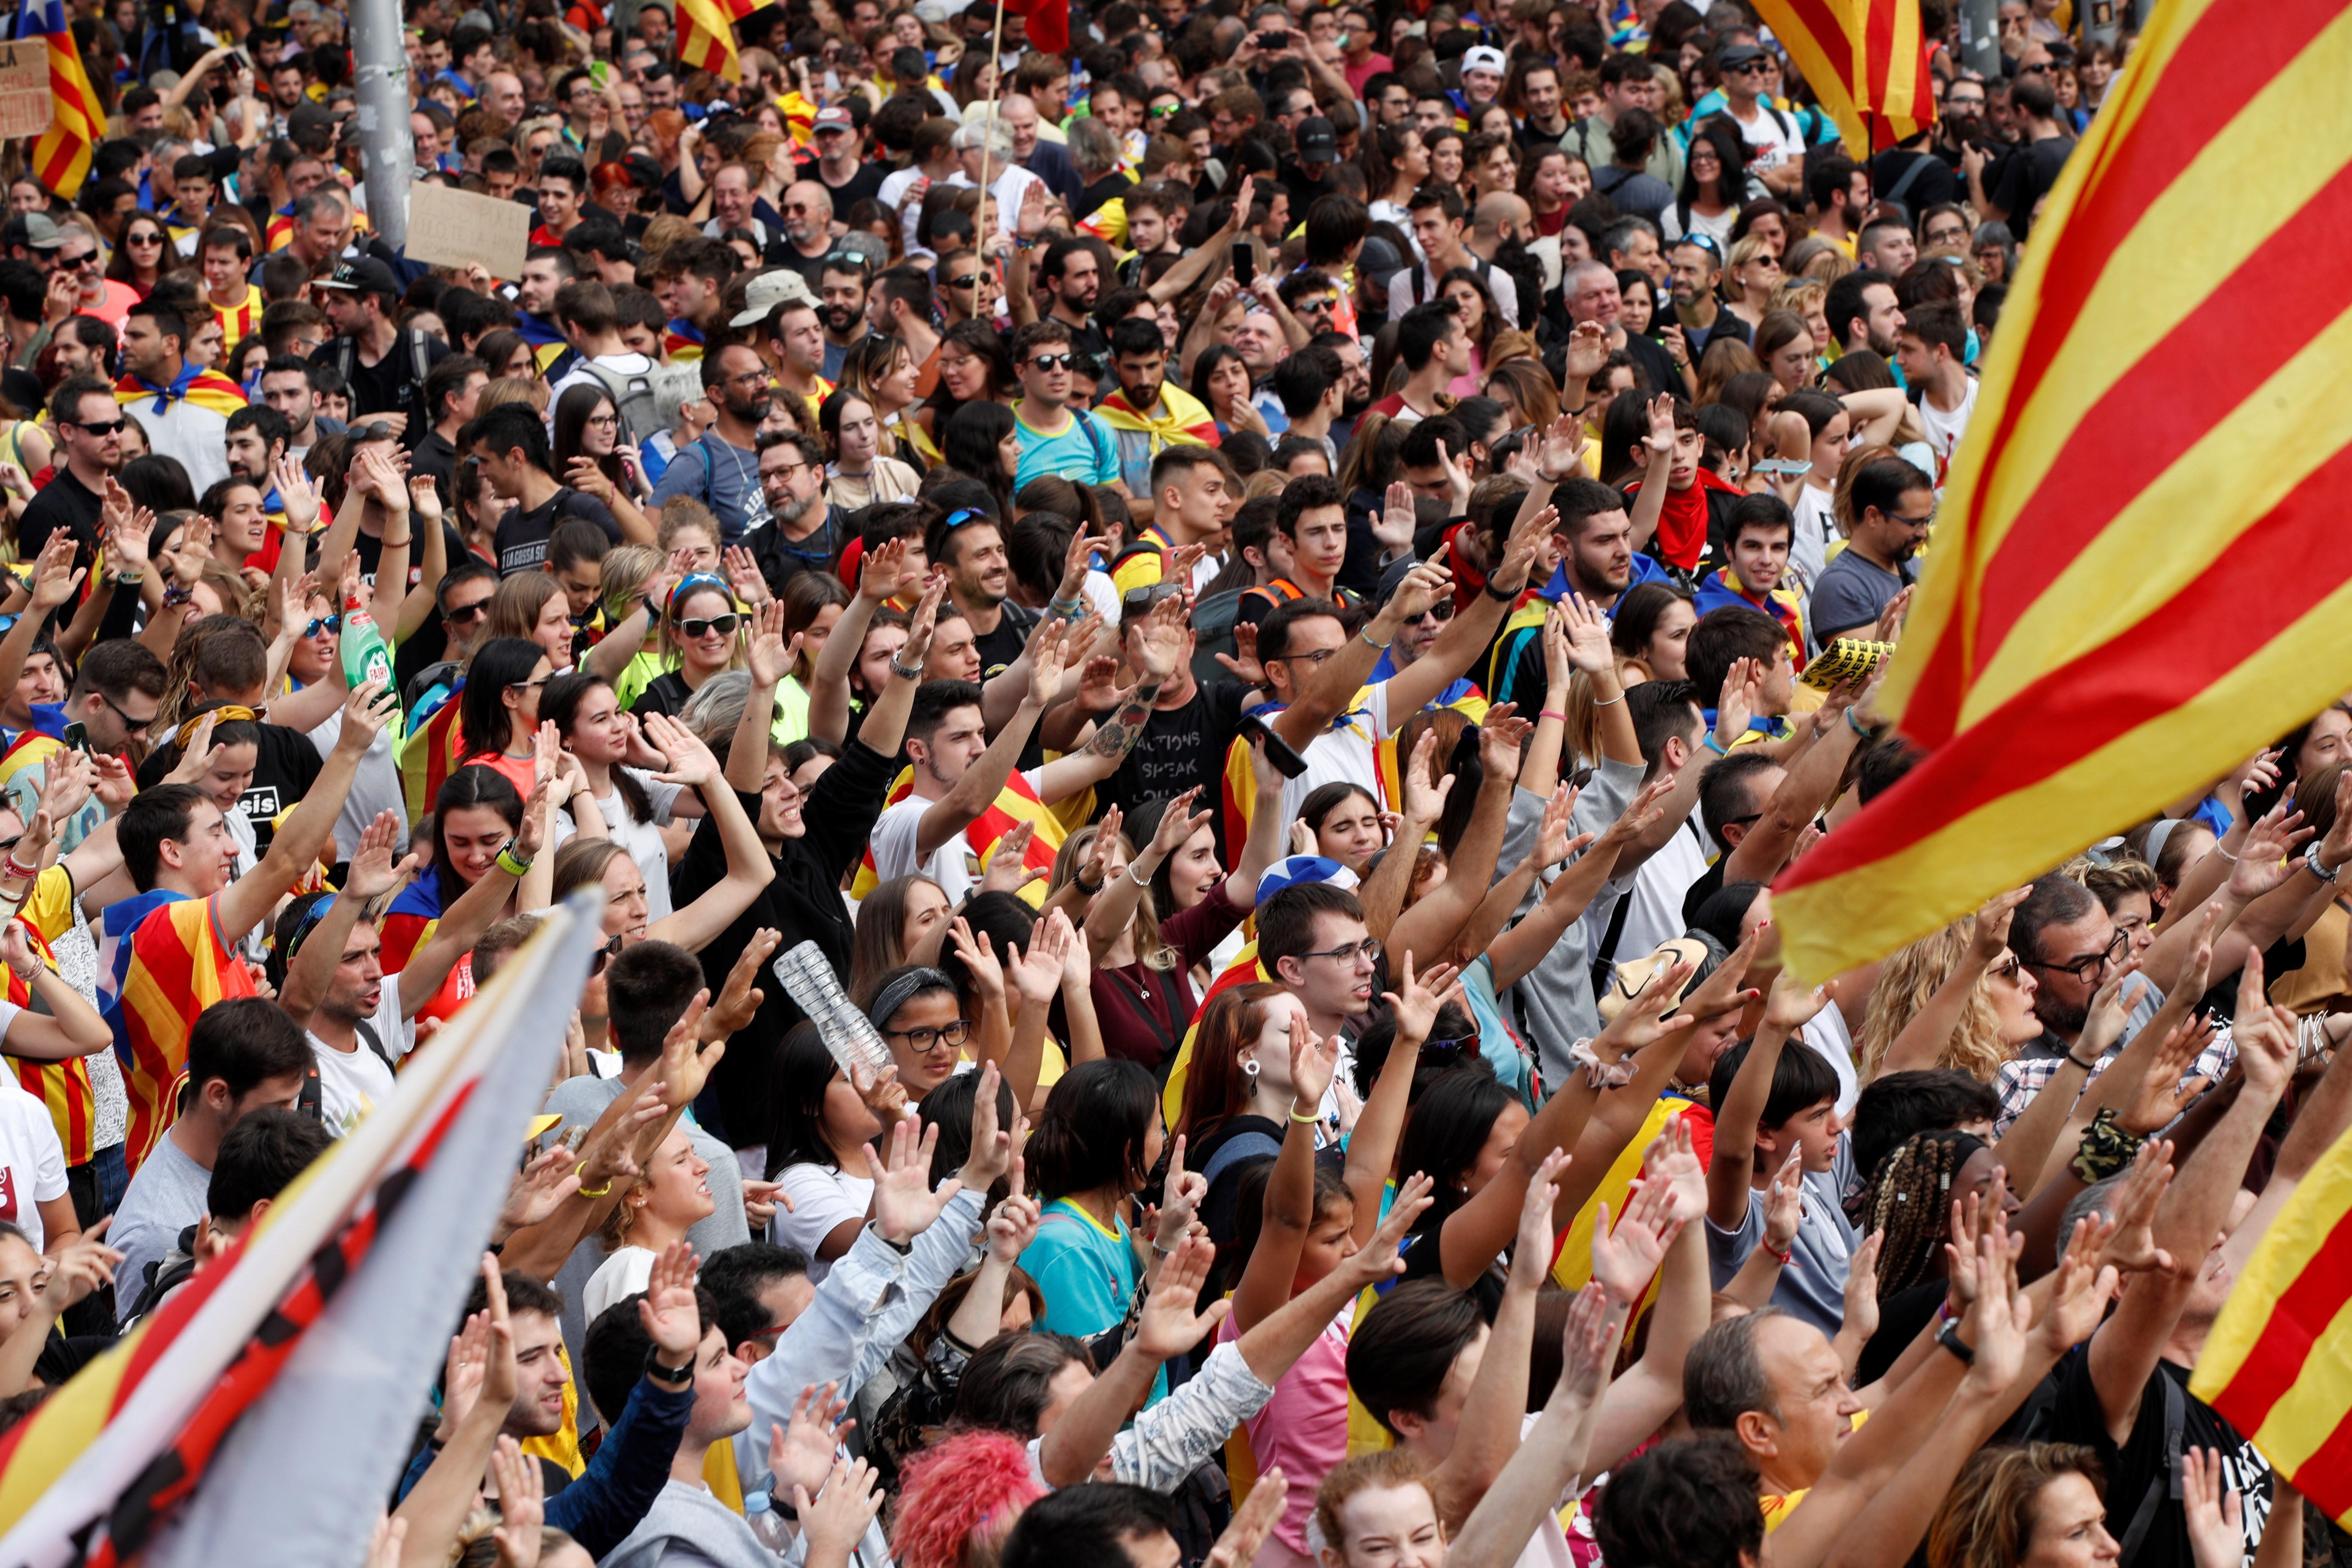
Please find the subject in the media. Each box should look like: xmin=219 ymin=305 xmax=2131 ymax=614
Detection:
xmin=0 ymin=0 xmax=2336 ymax=1566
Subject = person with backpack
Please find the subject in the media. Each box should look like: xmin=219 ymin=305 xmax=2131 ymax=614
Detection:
xmin=650 ymin=342 xmax=777 ymax=545
xmin=545 ymin=279 xmax=690 ymax=493
xmin=459 ymin=401 xmax=624 ymax=576
xmin=310 ymin=257 xmax=448 ymax=447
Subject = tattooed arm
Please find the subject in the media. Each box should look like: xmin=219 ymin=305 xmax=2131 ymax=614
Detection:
xmin=1032 ymin=596 xmax=1179 ymax=804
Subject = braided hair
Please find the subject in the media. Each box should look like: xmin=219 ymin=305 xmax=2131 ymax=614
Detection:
xmin=1857 ymin=1129 xmax=1987 ymax=1301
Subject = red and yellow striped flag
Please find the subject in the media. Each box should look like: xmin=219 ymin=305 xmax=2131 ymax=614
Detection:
xmin=1749 ymin=0 xmax=1932 ymax=153
xmin=1773 ymin=0 xmax=2352 ymax=983
xmin=2191 ymin=1124 xmax=2352 ymax=1522
xmin=676 ymin=0 xmax=741 ymax=82
xmin=18 ymin=0 xmax=99 ymax=198
xmin=850 ymin=766 xmax=1063 ymax=905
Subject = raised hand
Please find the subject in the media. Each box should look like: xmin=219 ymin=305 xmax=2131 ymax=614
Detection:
xmin=1476 ymin=706 xmax=1531 ymax=779
xmin=498 ymin=1142 xmax=584 ymax=1236
xmin=988 ymin=1186 xmax=1043 ymax=1265
xmin=979 ymin=819 xmax=1041 ymax=896
xmin=1156 ymin=1133 xmax=1206 ymax=1247
xmin=1514 ymin=1148 xmax=1571 ymax=1289
xmin=1375 ymin=478 xmax=1417 ymax=554
xmin=1968 ymin=886 xmax=2031 ymax=965
xmin=1134 ymin=1233 xmax=1227 ymax=1360
xmin=743 ymin=598 xmax=793 ymax=689
xmin=946 ymin=917 xmax=1004 ymax=999
xmin=1206 ymin=1465 xmax=1289 ymax=1568
xmin=1760 ymin=1151 xmax=1803 ymax=1252
xmin=1151 ymin=785 xmax=1211 ymax=858
xmin=1213 ymin=620 xmax=1264 ymax=686
xmin=769 ymin=1378 xmax=855 ymax=1499
xmin=1715 ymin=655 xmax=1759 ymax=749
xmin=1399 ymin=726 xmax=1455 ymax=830
xmin=1591 ymin=1155 xmax=1682 ymax=1307
xmin=1285 ymin=1005 xmax=1341 ymax=1110
xmin=1759 ymin=966 xmax=1833 ymax=1031
xmin=28 ymin=530 xmax=83 ymax=614
xmin=488 ymin=1436 xmax=545 ymax=1568
xmin=796 ymin=1457 xmax=886 ymax=1564
xmin=1559 ymin=320 xmax=1612 ymax=388
xmin=641 ymin=709 xmax=723 ymax=787
xmin=1840 ymin=1229 xmax=1882 ymax=1347
xmin=637 ymin=1237 xmax=702 ymax=1359
xmin=273 ymin=454 xmax=321 ymax=535
xmin=1382 ymin=949 xmax=1465 ymax=1047
xmin=2096 ymin=1139 xmax=2175 ymax=1276
xmin=342 ymin=810 xmax=416 ymax=901
xmin=35 ymin=1221 xmax=119 ymax=1314
xmin=1010 ymin=909 xmax=1075 ymax=1005
xmin=722 ymin=543 xmax=773 ymax=607
xmin=2117 ymin=1016 xmax=2213 ymax=1135
xmin=2228 ymin=803 xmax=2313 ymax=902
xmin=1593 ymin=957 xmax=1699 ymax=1058
xmin=1344 ymin=1171 xmax=1436 ymax=1286
xmin=864 ymin=1114 xmax=959 ymax=1243
xmin=705 ymin=927 xmax=778 ymax=1040
xmin=858 ymin=535 xmax=911 ymax=604
xmin=2180 ymin=1449 xmax=2247 ymax=1568
xmin=407 ymin=473 xmax=442 ymax=526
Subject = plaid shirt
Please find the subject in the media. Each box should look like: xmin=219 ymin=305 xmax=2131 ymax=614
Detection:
xmin=1994 ymin=976 xmax=2239 ymax=1134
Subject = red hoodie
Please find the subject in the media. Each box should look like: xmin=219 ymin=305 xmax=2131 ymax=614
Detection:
xmin=1628 ymin=467 xmax=1745 ymax=572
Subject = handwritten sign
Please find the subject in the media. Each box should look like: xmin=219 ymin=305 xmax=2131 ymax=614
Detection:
xmin=0 ymin=45 xmax=52 ymax=142
xmin=404 ymin=183 xmax=530 ymax=282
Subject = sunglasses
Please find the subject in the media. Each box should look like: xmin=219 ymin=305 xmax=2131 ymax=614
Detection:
xmin=69 ymin=416 xmax=126 ymax=435
xmin=443 ymin=598 xmax=491 ymax=624
xmin=942 ymin=272 xmax=979 ymax=289
xmin=57 ymin=251 xmax=96 ymax=270
xmin=1121 ymin=581 xmax=1183 ymax=615
xmin=679 ymin=612 xmax=741 ymax=638
xmin=1027 ymin=353 xmax=1076 ymax=371
xmin=302 ymin=614 xmax=342 ymax=637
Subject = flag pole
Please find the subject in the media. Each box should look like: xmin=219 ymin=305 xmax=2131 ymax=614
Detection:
xmin=975 ymin=0 xmax=1008 ymax=239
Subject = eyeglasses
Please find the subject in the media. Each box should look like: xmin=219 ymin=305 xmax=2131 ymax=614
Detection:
xmin=884 ymin=1017 xmax=971 ymax=1053
xmin=1273 ymin=645 xmax=1337 ymax=667
xmin=67 ymin=416 xmax=125 ymax=435
xmin=586 ymin=412 xmax=619 ymax=427
xmin=443 ymin=597 xmax=491 ymax=624
xmin=1027 ymin=353 xmax=1075 ymax=371
xmin=723 ymin=368 xmax=771 ymax=388
xmin=1883 ymin=511 xmax=1935 ymax=530
xmin=302 ymin=614 xmax=342 ymax=637
xmin=680 ymin=613 xmax=741 ymax=638
xmin=1299 ymin=936 xmax=1382 ymax=967
xmin=2021 ymin=928 xmax=2130 ymax=983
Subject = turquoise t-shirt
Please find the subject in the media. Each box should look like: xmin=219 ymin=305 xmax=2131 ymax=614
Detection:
xmin=1013 ymin=403 xmax=1121 ymax=490
xmin=1022 ymin=1197 xmax=1167 ymax=1404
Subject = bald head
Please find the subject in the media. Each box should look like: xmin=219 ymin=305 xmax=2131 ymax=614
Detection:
xmin=781 ymin=180 xmax=833 ymax=248
xmin=484 ymin=71 xmax=524 ymax=123
xmin=1473 ymin=192 xmax=1532 ymax=245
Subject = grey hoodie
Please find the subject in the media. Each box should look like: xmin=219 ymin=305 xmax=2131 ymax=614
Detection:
xmin=601 ymin=1479 xmax=777 ymax=1568
xmin=1494 ymin=760 xmax=1646 ymax=1090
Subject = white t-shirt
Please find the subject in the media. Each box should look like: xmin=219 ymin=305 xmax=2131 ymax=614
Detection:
xmin=1915 ymin=377 xmax=1978 ymax=481
xmin=1612 ymin=814 xmax=1714 ymax=968
xmin=768 ymin=1161 xmax=875 ymax=1283
xmin=0 ymin=1019 xmax=66 ymax=1253
xmin=584 ymin=1243 xmax=656 ymax=1326
xmin=594 ymin=770 xmax=683 ymax=923
xmin=1790 ymin=484 xmax=1838 ymax=600
xmin=1271 ymin=682 xmax=1395 ymax=829
xmin=868 ymin=766 xmax=1047 ymax=905
xmin=1724 ymin=99 xmax=1807 ymax=177
xmin=308 ymin=710 xmax=406 ymax=865
xmin=307 ymin=982 xmax=415 ymax=1137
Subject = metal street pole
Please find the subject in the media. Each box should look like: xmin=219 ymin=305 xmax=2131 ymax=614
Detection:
xmin=351 ymin=0 xmax=413 ymax=251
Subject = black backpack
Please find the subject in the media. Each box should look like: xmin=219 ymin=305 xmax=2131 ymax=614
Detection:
xmin=322 ymin=328 xmax=438 ymax=432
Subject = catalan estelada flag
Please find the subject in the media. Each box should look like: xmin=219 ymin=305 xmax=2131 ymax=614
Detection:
xmin=1772 ymin=0 xmax=2352 ymax=984
xmin=0 ymin=897 xmax=597 ymax=1568
xmin=398 ymin=686 xmax=468 ymax=824
xmin=3 ymin=892 xmax=89 ymax=1167
xmin=2191 ymin=1122 xmax=2352 ymax=1523
xmin=1748 ymin=0 xmax=1932 ymax=153
xmin=677 ymin=0 xmax=742 ymax=81
xmin=849 ymin=766 xmax=1063 ymax=906
xmin=97 ymin=892 xmax=256 ymax=1178
xmin=17 ymin=0 xmax=98 ymax=199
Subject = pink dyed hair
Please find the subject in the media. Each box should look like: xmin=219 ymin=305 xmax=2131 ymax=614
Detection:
xmin=891 ymin=1429 xmax=1049 ymax=1568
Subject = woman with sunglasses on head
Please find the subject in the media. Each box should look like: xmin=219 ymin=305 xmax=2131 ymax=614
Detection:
xmin=667 ymin=582 xmax=943 ymax=1147
xmin=630 ymin=573 xmax=745 ymax=721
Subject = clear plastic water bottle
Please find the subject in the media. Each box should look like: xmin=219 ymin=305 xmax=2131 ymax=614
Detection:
xmin=743 ymin=1490 xmax=793 ymax=1553
xmin=772 ymin=941 xmax=894 ymax=1079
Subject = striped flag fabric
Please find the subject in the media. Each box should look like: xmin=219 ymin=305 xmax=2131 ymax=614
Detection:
xmin=0 ymin=892 xmax=600 ymax=1568
xmin=17 ymin=0 xmax=98 ymax=198
xmin=1748 ymin=0 xmax=1932 ymax=155
xmin=848 ymin=765 xmax=1063 ymax=906
xmin=2190 ymin=1123 xmax=2352 ymax=1521
xmin=676 ymin=0 xmax=742 ymax=82
xmin=398 ymin=686 xmax=468 ymax=824
xmin=1771 ymin=0 xmax=2352 ymax=983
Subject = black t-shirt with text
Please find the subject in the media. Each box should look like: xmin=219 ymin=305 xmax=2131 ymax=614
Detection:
xmin=494 ymin=487 xmax=622 ymax=576
xmin=135 ymin=721 xmax=325 ymax=854
xmin=2044 ymin=1345 xmax=2272 ymax=1568
xmin=1098 ymin=678 xmax=1251 ymax=832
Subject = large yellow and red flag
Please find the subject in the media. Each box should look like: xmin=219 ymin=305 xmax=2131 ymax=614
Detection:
xmin=1772 ymin=0 xmax=2352 ymax=984
xmin=676 ymin=0 xmax=742 ymax=82
xmin=2191 ymin=1124 xmax=2352 ymax=1522
xmin=18 ymin=0 xmax=99 ymax=198
xmin=1748 ymin=0 xmax=1933 ymax=153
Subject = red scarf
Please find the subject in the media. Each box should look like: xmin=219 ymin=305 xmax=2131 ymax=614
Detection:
xmin=1633 ymin=468 xmax=1744 ymax=571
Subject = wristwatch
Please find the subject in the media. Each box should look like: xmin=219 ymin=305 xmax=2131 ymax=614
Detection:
xmin=1935 ymin=1317 xmax=1975 ymax=1365
xmin=2309 ymin=847 xmax=2342 ymax=885
xmin=1482 ymin=577 xmax=1516 ymax=602
xmin=643 ymin=1345 xmax=694 ymax=1387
